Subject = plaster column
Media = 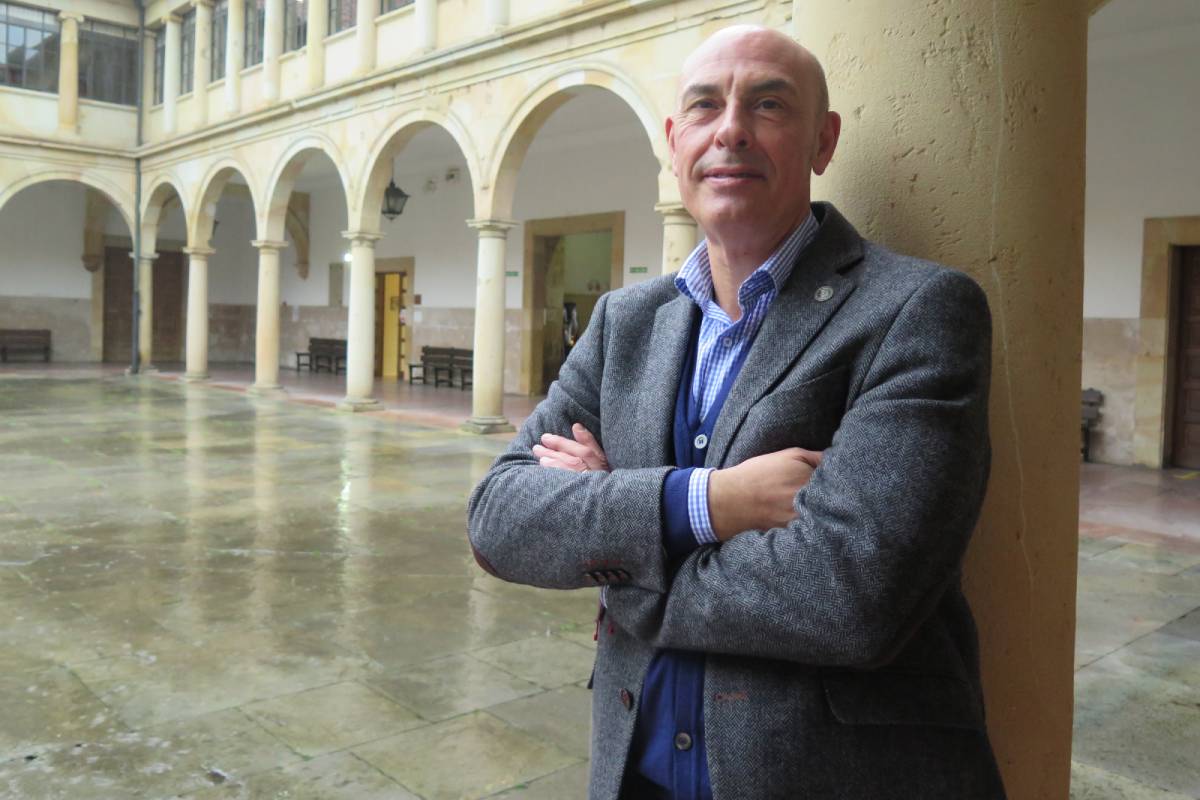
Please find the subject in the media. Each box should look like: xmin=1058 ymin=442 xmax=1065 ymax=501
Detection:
xmin=339 ymin=231 xmax=383 ymax=412
xmin=162 ymin=14 xmax=182 ymax=134
xmin=183 ymin=246 xmax=214 ymax=381
xmin=655 ymin=202 xmax=698 ymax=275
xmin=795 ymin=4 xmax=1087 ymax=797
xmin=56 ymin=12 xmax=84 ymax=134
xmin=251 ymin=240 xmax=287 ymax=392
xmin=354 ymin=0 xmax=378 ymax=75
xmin=484 ymin=0 xmax=508 ymax=30
xmin=225 ymin=0 xmax=244 ymax=114
xmin=462 ymin=219 xmax=515 ymax=434
xmin=415 ymin=0 xmax=436 ymax=52
xmin=262 ymin=0 xmax=283 ymax=102
xmin=305 ymin=0 xmax=327 ymax=90
xmin=142 ymin=30 xmax=156 ymax=115
xmin=191 ymin=0 xmax=212 ymax=126
xmin=133 ymin=252 xmax=158 ymax=372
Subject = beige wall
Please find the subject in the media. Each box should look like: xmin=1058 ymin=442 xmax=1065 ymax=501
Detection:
xmin=0 ymin=296 xmax=93 ymax=362
xmin=1082 ymin=319 xmax=1139 ymax=465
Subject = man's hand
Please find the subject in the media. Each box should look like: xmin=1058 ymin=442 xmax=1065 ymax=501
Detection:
xmin=708 ymin=448 xmax=823 ymax=541
xmin=532 ymin=423 xmax=610 ymax=473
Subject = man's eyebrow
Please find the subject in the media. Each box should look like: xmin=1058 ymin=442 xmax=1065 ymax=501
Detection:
xmin=680 ymin=82 xmax=719 ymax=102
xmin=746 ymin=78 xmax=798 ymax=96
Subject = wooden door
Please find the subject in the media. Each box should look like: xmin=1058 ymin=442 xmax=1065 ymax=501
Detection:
xmin=1172 ymin=247 xmax=1200 ymax=469
xmin=102 ymin=247 xmax=132 ymax=362
xmin=153 ymin=251 xmax=186 ymax=363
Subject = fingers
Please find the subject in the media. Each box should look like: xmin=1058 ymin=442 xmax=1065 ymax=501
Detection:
xmin=533 ymin=445 xmax=587 ymax=471
xmin=540 ymin=432 xmax=594 ymax=462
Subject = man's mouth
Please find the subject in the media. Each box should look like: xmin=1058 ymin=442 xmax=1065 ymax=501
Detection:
xmin=702 ymin=168 xmax=765 ymax=182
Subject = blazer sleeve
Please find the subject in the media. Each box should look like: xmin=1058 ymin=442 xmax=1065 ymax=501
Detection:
xmin=466 ymin=292 xmax=674 ymax=593
xmin=602 ymin=269 xmax=993 ymax=668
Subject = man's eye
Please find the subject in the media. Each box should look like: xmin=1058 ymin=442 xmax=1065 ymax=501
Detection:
xmin=757 ymin=99 xmax=783 ymax=110
xmin=691 ymin=100 xmax=717 ymax=110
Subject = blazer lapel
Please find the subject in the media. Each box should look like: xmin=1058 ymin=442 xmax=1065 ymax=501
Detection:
xmin=707 ymin=206 xmax=865 ymax=467
xmin=632 ymin=292 xmax=696 ymax=466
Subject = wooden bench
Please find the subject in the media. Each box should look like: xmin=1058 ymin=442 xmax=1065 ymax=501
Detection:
xmin=1081 ymin=388 xmax=1103 ymax=462
xmin=296 ymin=338 xmax=347 ymax=374
xmin=409 ymin=346 xmax=473 ymax=389
xmin=0 ymin=329 xmax=51 ymax=363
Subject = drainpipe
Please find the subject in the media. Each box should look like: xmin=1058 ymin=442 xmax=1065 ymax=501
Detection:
xmin=131 ymin=0 xmax=145 ymax=373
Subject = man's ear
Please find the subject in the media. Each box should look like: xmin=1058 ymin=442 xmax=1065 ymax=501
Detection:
xmin=812 ymin=111 xmax=841 ymax=176
xmin=665 ymin=115 xmax=677 ymax=173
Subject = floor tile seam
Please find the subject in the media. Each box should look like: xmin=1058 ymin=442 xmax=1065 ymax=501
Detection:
xmin=456 ymin=646 xmax=570 ymax=693
xmin=346 ymin=749 xmax=425 ymax=798
xmin=479 ymin=761 xmax=591 ymax=800
xmin=1069 ymin=754 xmax=1198 ymax=798
xmin=1073 ymin=611 xmax=1200 ymax=676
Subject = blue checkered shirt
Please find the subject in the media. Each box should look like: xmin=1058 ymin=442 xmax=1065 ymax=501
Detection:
xmin=674 ymin=212 xmax=821 ymax=545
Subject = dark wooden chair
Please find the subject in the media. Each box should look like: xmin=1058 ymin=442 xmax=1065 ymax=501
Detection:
xmin=410 ymin=346 xmax=472 ymax=388
xmin=296 ymin=338 xmax=347 ymax=375
xmin=0 ymin=329 xmax=51 ymax=363
xmin=1081 ymin=388 xmax=1104 ymax=462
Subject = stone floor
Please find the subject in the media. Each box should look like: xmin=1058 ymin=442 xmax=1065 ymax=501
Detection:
xmin=0 ymin=372 xmax=1197 ymax=798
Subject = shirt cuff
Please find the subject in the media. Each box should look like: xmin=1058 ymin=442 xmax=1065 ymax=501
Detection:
xmin=662 ymin=467 xmax=717 ymax=560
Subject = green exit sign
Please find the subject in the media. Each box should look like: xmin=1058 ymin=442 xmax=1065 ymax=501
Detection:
xmin=630 ymin=266 xmax=649 ymax=274
xmin=505 ymin=271 xmax=519 ymax=277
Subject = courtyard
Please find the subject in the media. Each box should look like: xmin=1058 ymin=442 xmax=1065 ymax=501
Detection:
xmin=0 ymin=372 xmax=1198 ymax=798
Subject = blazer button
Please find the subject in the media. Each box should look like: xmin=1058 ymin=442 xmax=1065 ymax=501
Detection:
xmin=619 ymin=688 xmax=633 ymax=710
xmin=674 ymin=732 xmax=693 ymax=751
xmin=693 ymin=433 xmax=708 ymax=450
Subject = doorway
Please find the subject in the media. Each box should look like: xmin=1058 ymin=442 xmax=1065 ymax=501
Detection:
xmin=1170 ymin=246 xmax=1200 ymax=469
xmin=102 ymin=247 xmax=187 ymax=363
xmin=521 ymin=212 xmax=625 ymax=395
xmin=374 ymin=257 xmax=413 ymax=379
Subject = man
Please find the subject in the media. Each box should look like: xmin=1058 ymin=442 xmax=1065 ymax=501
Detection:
xmin=468 ymin=24 xmax=1006 ymax=800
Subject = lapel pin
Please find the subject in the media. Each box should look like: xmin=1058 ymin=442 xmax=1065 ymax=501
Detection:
xmin=814 ymin=286 xmax=834 ymax=302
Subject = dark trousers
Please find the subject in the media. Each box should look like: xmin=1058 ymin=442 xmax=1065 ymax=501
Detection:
xmin=621 ymin=771 xmax=673 ymax=800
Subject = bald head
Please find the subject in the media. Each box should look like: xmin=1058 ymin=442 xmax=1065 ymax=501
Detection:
xmin=679 ymin=25 xmax=830 ymax=120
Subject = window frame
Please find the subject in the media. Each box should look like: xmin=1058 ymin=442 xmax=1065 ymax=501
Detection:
xmin=77 ymin=18 xmax=138 ymax=106
xmin=327 ymin=0 xmax=356 ymax=36
xmin=283 ymin=0 xmax=305 ymax=52
xmin=0 ymin=1 xmax=60 ymax=95
xmin=243 ymin=0 xmax=263 ymax=67
xmin=179 ymin=9 xmax=194 ymax=95
xmin=153 ymin=25 xmax=164 ymax=104
xmin=210 ymin=0 xmax=226 ymax=81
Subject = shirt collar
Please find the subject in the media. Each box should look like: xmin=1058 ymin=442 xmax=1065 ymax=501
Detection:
xmin=674 ymin=210 xmax=821 ymax=314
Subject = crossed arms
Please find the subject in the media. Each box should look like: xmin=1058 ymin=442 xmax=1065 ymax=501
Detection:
xmin=467 ymin=268 xmax=992 ymax=668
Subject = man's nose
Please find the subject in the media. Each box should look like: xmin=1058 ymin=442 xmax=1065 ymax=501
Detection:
xmin=714 ymin=103 xmax=752 ymax=151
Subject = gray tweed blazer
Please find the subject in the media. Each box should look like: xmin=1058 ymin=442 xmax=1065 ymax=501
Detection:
xmin=467 ymin=203 xmax=1007 ymax=799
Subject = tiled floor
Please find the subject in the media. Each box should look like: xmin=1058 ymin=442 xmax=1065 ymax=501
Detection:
xmin=0 ymin=371 xmax=1197 ymax=798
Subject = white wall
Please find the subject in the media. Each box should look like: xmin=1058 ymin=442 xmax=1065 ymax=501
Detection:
xmin=210 ymin=194 xmax=259 ymax=305
xmin=1084 ymin=11 xmax=1200 ymax=318
xmin=0 ymin=182 xmax=92 ymax=298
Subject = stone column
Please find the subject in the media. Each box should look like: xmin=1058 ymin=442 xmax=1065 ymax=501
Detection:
xmin=225 ymin=0 xmax=244 ymax=114
xmin=795 ymin=4 xmax=1087 ymax=798
xmin=191 ymin=0 xmax=212 ymax=126
xmin=142 ymin=30 xmax=156 ymax=114
xmin=484 ymin=0 xmax=508 ymax=29
xmin=354 ymin=0 xmax=378 ymax=75
xmin=339 ymin=231 xmax=383 ymax=412
xmin=262 ymin=0 xmax=283 ymax=102
xmin=655 ymin=202 xmax=698 ymax=275
xmin=306 ymin=0 xmax=328 ymax=90
xmin=133 ymin=252 xmax=158 ymax=371
xmin=462 ymin=219 xmax=515 ymax=434
xmin=251 ymin=240 xmax=287 ymax=392
xmin=162 ymin=14 xmax=182 ymax=134
xmin=183 ymin=246 xmax=214 ymax=381
xmin=56 ymin=12 xmax=84 ymax=134
xmin=415 ymin=0 xmax=436 ymax=52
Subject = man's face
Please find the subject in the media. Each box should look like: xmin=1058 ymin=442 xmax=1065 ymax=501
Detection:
xmin=668 ymin=30 xmax=838 ymax=240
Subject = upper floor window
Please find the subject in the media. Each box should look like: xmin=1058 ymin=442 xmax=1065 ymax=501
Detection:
xmin=78 ymin=19 xmax=137 ymax=106
xmin=153 ymin=27 xmax=164 ymax=104
xmin=180 ymin=10 xmax=194 ymax=94
xmin=210 ymin=0 xmax=226 ymax=81
xmin=380 ymin=0 xmax=413 ymax=13
xmin=328 ymin=0 xmax=355 ymax=35
xmin=243 ymin=0 xmax=264 ymax=66
xmin=283 ymin=0 xmax=305 ymax=52
xmin=0 ymin=1 xmax=59 ymax=94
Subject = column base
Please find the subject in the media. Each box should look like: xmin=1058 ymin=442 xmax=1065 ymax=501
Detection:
xmin=249 ymin=384 xmax=286 ymax=397
xmin=125 ymin=365 xmax=159 ymax=376
xmin=461 ymin=415 xmax=516 ymax=435
xmin=337 ymin=397 xmax=383 ymax=413
xmin=182 ymin=373 xmax=210 ymax=383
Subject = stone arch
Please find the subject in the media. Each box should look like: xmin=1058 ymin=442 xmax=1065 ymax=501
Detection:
xmin=191 ymin=158 xmax=261 ymax=248
xmin=261 ymin=134 xmax=354 ymax=242
xmin=351 ymin=108 xmax=483 ymax=234
xmin=0 ymin=171 xmax=136 ymax=236
xmin=140 ymin=173 xmax=190 ymax=257
xmin=484 ymin=64 xmax=669 ymax=219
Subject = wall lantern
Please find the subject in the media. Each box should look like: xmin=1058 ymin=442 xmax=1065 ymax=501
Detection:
xmin=382 ymin=175 xmax=409 ymax=220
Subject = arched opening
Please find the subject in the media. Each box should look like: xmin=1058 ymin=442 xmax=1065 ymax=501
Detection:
xmin=0 ymin=179 xmax=135 ymax=366
xmin=503 ymin=86 xmax=662 ymax=395
xmin=188 ymin=165 xmax=260 ymax=379
xmin=136 ymin=180 xmax=189 ymax=368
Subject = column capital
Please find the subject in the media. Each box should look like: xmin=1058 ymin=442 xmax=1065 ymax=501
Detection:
xmin=654 ymin=202 xmax=696 ymax=223
xmin=164 ymin=13 xmax=183 ymax=26
xmin=190 ymin=0 xmax=215 ymax=9
xmin=342 ymin=230 xmax=384 ymax=247
xmin=467 ymin=218 xmax=517 ymax=237
xmin=58 ymin=11 xmax=85 ymax=24
xmin=251 ymin=239 xmax=289 ymax=252
xmin=81 ymin=255 xmax=103 ymax=273
xmin=183 ymin=246 xmax=216 ymax=257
